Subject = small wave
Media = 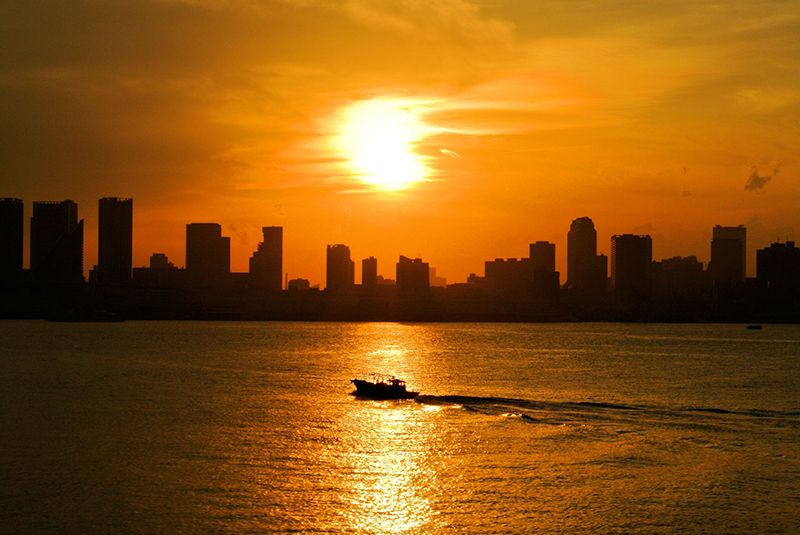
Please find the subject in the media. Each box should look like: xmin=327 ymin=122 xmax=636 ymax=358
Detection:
xmin=575 ymin=401 xmax=639 ymax=411
xmin=682 ymin=406 xmax=800 ymax=420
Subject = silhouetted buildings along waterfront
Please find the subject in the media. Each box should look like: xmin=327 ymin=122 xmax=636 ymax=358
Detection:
xmin=1 ymin=196 xmax=799 ymax=322
xmin=97 ymin=197 xmax=133 ymax=285
xmin=186 ymin=223 xmax=230 ymax=287
xmin=711 ymin=225 xmax=747 ymax=287
xmin=326 ymin=244 xmax=355 ymax=293
xmin=611 ymin=234 xmax=653 ymax=306
xmin=30 ymin=200 xmax=84 ymax=284
xmin=566 ymin=217 xmax=608 ymax=303
xmin=250 ymin=226 xmax=283 ymax=291
xmin=0 ymin=198 xmax=24 ymax=283
xmin=362 ymin=256 xmax=378 ymax=287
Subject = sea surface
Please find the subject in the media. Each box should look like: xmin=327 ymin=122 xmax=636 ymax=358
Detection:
xmin=1 ymin=321 xmax=799 ymax=534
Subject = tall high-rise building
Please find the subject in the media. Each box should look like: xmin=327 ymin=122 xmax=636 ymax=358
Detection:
xmin=186 ymin=223 xmax=230 ymax=286
xmin=98 ymin=197 xmax=133 ymax=285
xmin=326 ymin=244 xmax=354 ymax=292
xmin=30 ymin=200 xmax=84 ymax=283
xmin=710 ymin=225 xmax=746 ymax=285
xmin=567 ymin=217 xmax=607 ymax=301
xmin=249 ymin=226 xmax=283 ymax=291
xmin=396 ymin=255 xmax=429 ymax=294
xmin=362 ymin=256 xmax=378 ymax=287
xmin=0 ymin=198 xmax=24 ymax=283
xmin=611 ymin=234 xmax=652 ymax=304
xmin=567 ymin=217 xmax=597 ymax=287
xmin=757 ymin=241 xmax=800 ymax=294
xmin=530 ymin=241 xmax=559 ymax=303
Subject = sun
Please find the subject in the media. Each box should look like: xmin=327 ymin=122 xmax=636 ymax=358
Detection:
xmin=338 ymin=99 xmax=432 ymax=191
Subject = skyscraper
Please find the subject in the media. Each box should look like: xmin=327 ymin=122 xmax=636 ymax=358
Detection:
xmin=362 ymin=256 xmax=378 ymax=287
xmin=757 ymin=241 xmax=800 ymax=294
xmin=0 ymin=198 xmax=24 ymax=283
xmin=186 ymin=223 xmax=230 ymax=286
xmin=567 ymin=217 xmax=597 ymax=287
xmin=249 ymin=226 xmax=283 ymax=291
xmin=30 ymin=200 xmax=83 ymax=283
xmin=396 ymin=255 xmax=429 ymax=294
xmin=98 ymin=197 xmax=133 ymax=285
xmin=710 ymin=225 xmax=746 ymax=285
xmin=529 ymin=241 xmax=559 ymax=303
xmin=567 ymin=217 xmax=607 ymax=301
xmin=611 ymin=234 xmax=652 ymax=305
xmin=326 ymin=244 xmax=355 ymax=292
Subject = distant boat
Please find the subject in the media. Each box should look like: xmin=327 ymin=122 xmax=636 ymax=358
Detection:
xmin=746 ymin=325 xmax=763 ymax=330
xmin=351 ymin=375 xmax=419 ymax=399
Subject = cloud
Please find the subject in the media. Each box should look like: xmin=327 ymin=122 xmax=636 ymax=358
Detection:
xmin=226 ymin=222 xmax=252 ymax=245
xmin=440 ymin=148 xmax=461 ymax=159
xmin=744 ymin=164 xmax=780 ymax=193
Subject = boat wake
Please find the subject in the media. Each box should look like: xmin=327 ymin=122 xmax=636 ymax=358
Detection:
xmin=415 ymin=394 xmax=800 ymax=430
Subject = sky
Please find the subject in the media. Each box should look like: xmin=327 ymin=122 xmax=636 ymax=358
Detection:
xmin=2 ymin=0 xmax=799 ymax=285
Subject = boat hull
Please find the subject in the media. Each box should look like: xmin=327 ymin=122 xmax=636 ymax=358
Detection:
xmin=351 ymin=379 xmax=419 ymax=399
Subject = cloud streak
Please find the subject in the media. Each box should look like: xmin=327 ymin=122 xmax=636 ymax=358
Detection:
xmin=744 ymin=165 xmax=780 ymax=193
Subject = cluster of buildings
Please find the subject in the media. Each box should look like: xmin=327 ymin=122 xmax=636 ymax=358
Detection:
xmin=1 ymin=196 xmax=799 ymax=321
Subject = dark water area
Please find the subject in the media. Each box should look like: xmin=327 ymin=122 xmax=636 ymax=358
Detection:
xmin=1 ymin=321 xmax=799 ymax=534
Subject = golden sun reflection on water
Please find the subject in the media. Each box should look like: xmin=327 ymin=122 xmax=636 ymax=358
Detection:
xmin=339 ymin=323 xmax=448 ymax=534
xmin=341 ymin=403 xmax=448 ymax=534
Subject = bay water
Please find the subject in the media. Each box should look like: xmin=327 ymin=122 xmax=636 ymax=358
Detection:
xmin=1 ymin=321 xmax=798 ymax=533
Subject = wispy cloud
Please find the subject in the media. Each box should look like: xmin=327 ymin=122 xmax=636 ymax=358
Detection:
xmin=744 ymin=164 xmax=780 ymax=193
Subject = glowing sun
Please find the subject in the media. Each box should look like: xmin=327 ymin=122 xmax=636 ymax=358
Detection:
xmin=338 ymin=99 xmax=432 ymax=191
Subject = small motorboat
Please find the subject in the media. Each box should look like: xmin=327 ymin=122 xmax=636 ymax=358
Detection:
xmin=351 ymin=374 xmax=419 ymax=399
xmin=746 ymin=324 xmax=763 ymax=330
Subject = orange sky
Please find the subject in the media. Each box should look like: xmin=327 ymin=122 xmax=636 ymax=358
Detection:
xmin=2 ymin=0 xmax=799 ymax=285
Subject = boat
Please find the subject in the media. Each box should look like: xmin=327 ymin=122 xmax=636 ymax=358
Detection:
xmin=350 ymin=374 xmax=419 ymax=399
xmin=746 ymin=324 xmax=763 ymax=330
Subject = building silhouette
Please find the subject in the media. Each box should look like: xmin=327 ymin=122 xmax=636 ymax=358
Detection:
xmin=652 ymin=256 xmax=706 ymax=298
xmin=97 ymin=197 xmax=133 ymax=285
xmin=529 ymin=241 xmax=559 ymax=303
xmin=288 ymin=278 xmax=311 ymax=291
xmin=567 ymin=217 xmax=607 ymax=301
xmin=362 ymin=256 xmax=378 ymax=287
xmin=0 ymin=198 xmax=24 ymax=283
xmin=567 ymin=217 xmax=596 ymax=286
xmin=249 ymin=226 xmax=283 ymax=291
xmin=757 ymin=241 xmax=800 ymax=294
xmin=30 ymin=200 xmax=84 ymax=283
xmin=396 ymin=256 xmax=429 ymax=294
xmin=186 ymin=223 xmax=230 ymax=286
xmin=710 ymin=225 xmax=746 ymax=286
xmin=150 ymin=253 xmax=173 ymax=270
xmin=530 ymin=241 xmax=555 ymax=273
xmin=611 ymin=234 xmax=652 ymax=305
xmin=485 ymin=257 xmax=531 ymax=296
xmin=131 ymin=253 xmax=184 ymax=287
xmin=429 ymin=267 xmax=447 ymax=288
xmin=326 ymin=244 xmax=354 ymax=292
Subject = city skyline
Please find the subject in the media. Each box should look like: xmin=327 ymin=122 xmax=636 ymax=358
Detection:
xmin=2 ymin=1 xmax=799 ymax=288
xmin=2 ymin=196 xmax=796 ymax=292
xmin=2 ymin=196 xmax=796 ymax=288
